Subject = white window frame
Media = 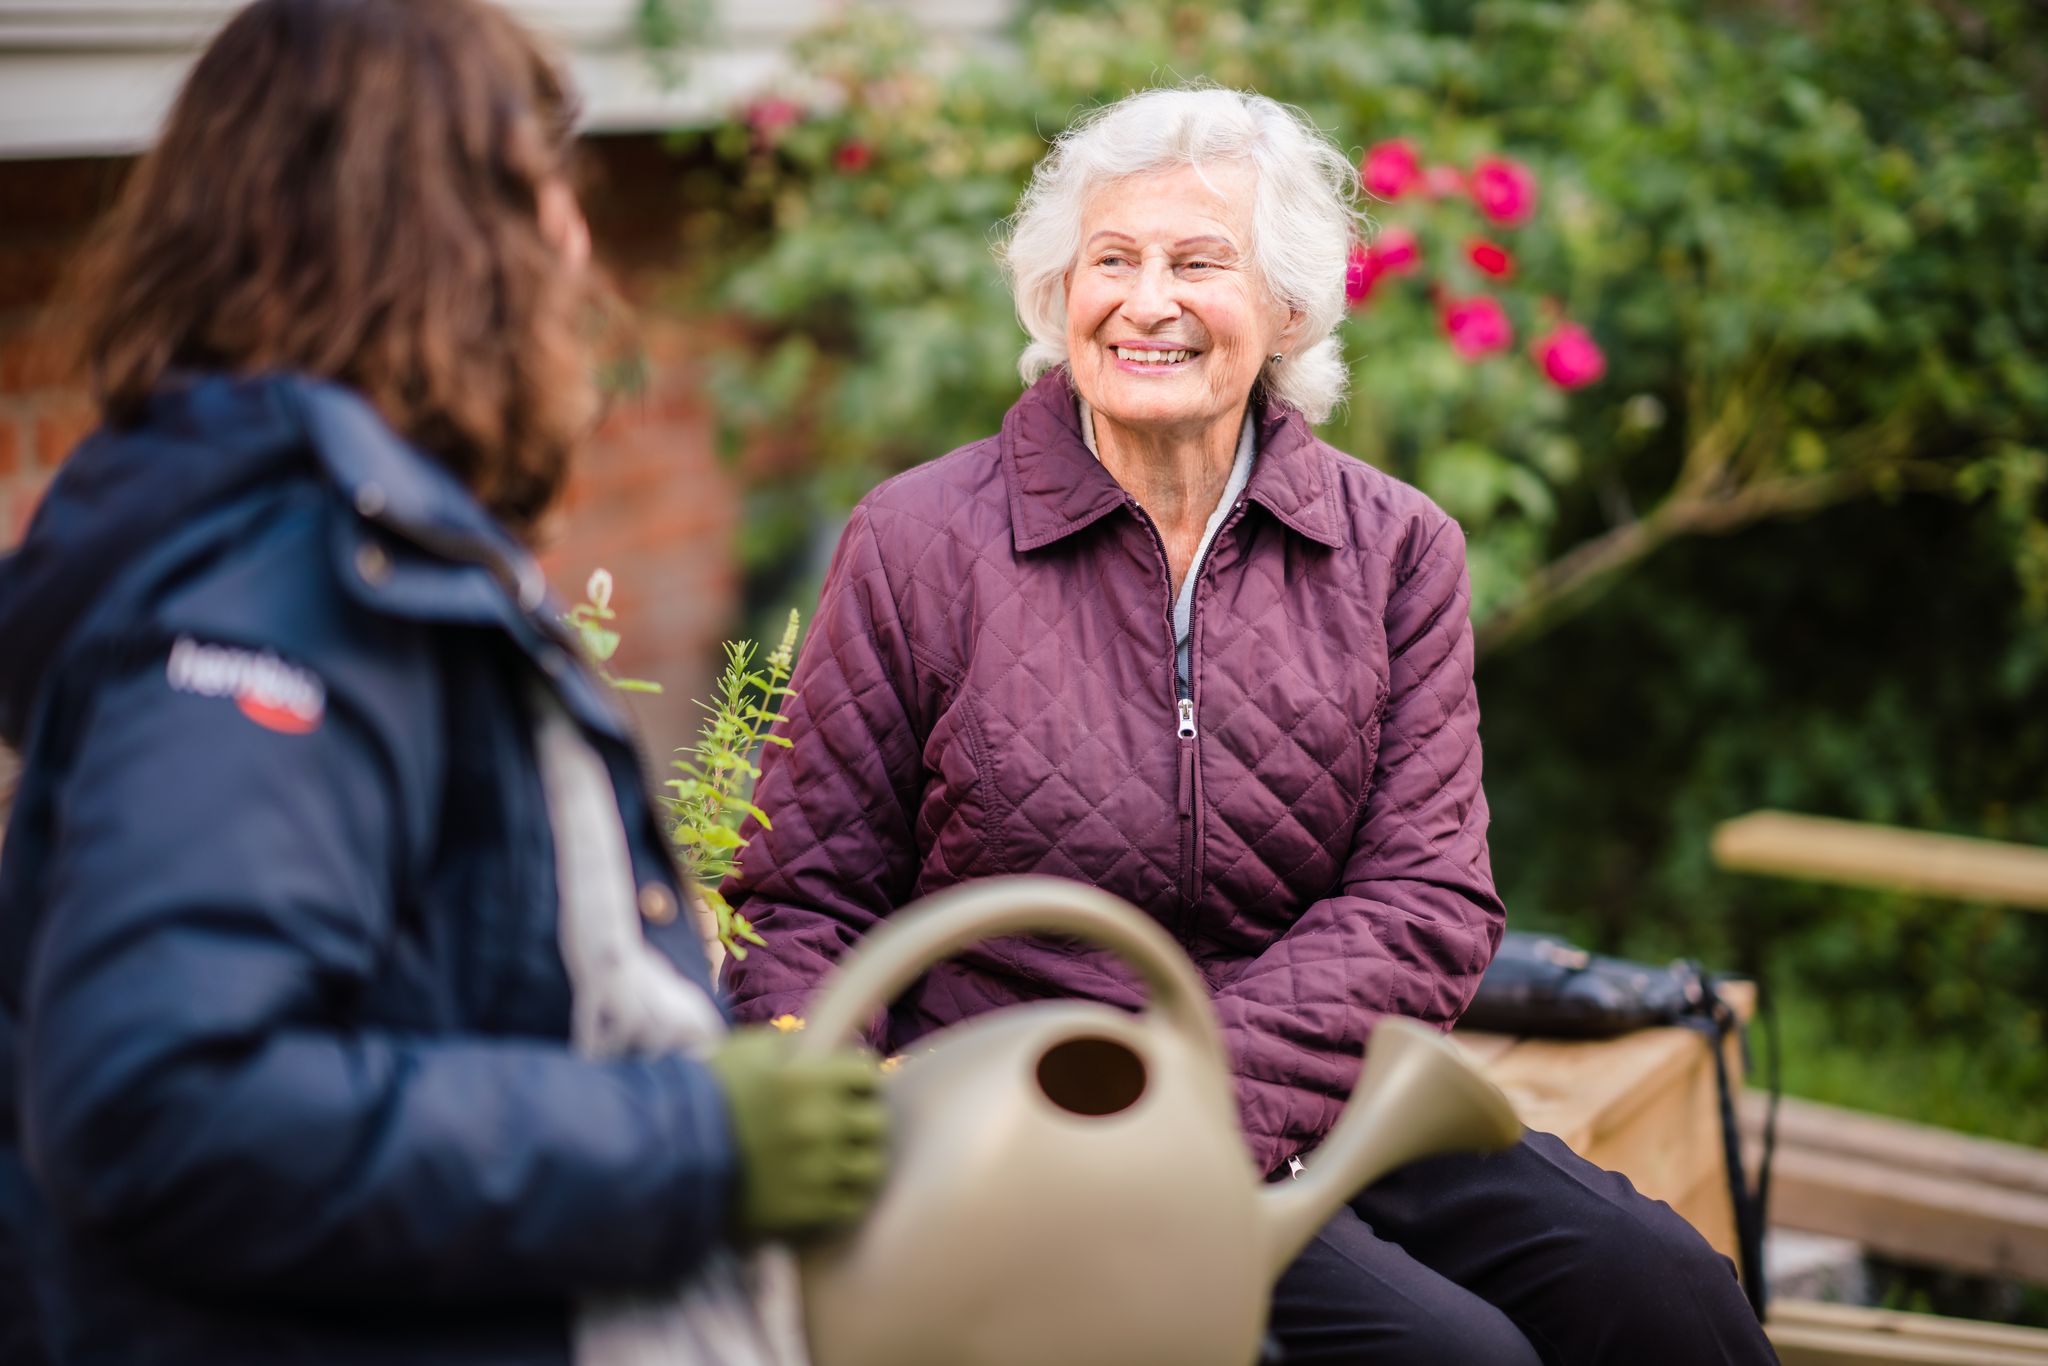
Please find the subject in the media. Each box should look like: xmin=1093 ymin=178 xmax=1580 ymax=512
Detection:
xmin=0 ymin=1 xmax=1009 ymax=160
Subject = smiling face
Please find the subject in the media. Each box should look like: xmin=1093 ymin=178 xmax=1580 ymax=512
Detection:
xmin=1064 ymin=162 xmax=1295 ymax=443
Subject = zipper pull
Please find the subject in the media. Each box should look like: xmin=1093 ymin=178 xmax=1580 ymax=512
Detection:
xmin=1176 ymin=697 xmax=1197 ymax=739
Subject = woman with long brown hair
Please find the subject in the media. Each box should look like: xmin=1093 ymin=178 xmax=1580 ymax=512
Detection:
xmin=0 ymin=2 xmax=884 ymax=1362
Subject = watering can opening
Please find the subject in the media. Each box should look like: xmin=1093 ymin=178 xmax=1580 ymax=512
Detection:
xmin=1036 ymin=1035 xmax=1147 ymax=1117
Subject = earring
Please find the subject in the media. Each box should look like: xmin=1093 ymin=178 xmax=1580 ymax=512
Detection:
xmin=1269 ymin=352 xmax=1285 ymax=365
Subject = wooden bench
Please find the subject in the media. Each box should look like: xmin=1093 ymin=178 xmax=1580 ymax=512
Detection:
xmin=1455 ymin=989 xmax=2048 ymax=1364
xmin=1739 ymin=1093 xmax=2048 ymax=1286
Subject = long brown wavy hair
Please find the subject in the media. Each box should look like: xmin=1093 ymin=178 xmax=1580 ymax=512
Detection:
xmin=71 ymin=0 xmax=597 ymax=533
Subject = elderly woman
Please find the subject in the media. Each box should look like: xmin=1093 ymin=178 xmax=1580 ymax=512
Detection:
xmin=725 ymin=88 xmax=1775 ymax=1364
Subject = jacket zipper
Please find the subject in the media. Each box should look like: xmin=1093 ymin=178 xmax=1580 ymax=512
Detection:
xmin=1126 ymin=501 xmax=1202 ymax=922
xmin=1154 ymin=497 xmax=1253 ymax=918
xmin=1176 ymin=696 xmax=1198 ymax=909
xmin=1175 ymin=493 xmax=1259 ymax=917
xmin=1134 ymin=491 xmax=1251 ymax=925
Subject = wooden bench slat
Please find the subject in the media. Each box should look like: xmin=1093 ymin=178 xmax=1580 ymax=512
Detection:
xmin=1741 ymin=1093 xmax=2048 ymax=1199
xmin=1771 ymin=1299 xmax=2048 ymax=1355
xmin=1768 ymin=1320 xmax=2048 ymax=1366
xmin=1713 ymin=810 xmax=2048 ymax=911
xmin=1757 ymin=1143 xmax=2048 ymax=1282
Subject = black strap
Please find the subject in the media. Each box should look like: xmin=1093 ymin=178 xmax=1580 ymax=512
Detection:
xmin=1682 ymin=969 xmax=1776 ymax=1320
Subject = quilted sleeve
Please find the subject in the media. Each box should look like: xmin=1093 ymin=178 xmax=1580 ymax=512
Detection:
xmin=720 ymin=504 xmax=926 ymax=1038
xmin=1210 ymin=518 xmax=1506 ymax=1177
xmin=22 ymin=645 xmax=735 ymax=1298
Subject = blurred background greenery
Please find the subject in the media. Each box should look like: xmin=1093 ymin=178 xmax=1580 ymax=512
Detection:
xmin=636 ymin=0 xmax=2047 ymax=1149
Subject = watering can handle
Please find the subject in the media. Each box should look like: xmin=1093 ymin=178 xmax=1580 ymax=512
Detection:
xmin=793 ymin=876 xmax=1228 ymax=1065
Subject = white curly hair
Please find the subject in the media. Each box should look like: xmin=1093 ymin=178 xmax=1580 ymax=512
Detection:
xmin=997 ymin=85 xmax=1364 ymax=424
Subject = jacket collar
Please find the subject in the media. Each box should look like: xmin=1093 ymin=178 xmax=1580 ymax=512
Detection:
xmin=278 ymin=377 xmax=630 ymax=745
xmin=283 ymin=377 xmax=552 ymax=613
xmin=1000 ymin=368 xmax=1345 ymax=552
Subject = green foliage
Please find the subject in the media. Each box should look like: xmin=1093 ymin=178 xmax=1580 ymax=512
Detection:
xmin=661 ymin=0 xmax=2048 ymax=639
xmin=634 ymin=0 xmax=714 ymax=76
xmin=666 ymin=610 xmax=803 ymax=959
xmin=567 ymin=572 xmax=798 ymax=960
xmin=1480 ymin=497 xmax=2048 ymax=1145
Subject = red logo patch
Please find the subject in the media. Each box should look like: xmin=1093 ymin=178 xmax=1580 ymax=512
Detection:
xmin=236 ymin=693 xmax=323 ymax=735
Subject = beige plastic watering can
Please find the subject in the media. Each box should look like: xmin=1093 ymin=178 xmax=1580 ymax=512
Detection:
xmin=793 ymin=875 xmax=1524 ymax=1366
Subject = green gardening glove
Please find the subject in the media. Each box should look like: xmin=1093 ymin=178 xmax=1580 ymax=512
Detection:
xmin=707 ymin=1025 xmax=890 ymax=1241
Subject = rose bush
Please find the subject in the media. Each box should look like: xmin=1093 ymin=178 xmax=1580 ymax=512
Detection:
xmin=660 ymin=0 xmax=2046 ymax=649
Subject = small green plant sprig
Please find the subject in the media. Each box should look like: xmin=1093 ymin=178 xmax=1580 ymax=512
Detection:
xmin=565 ymin=572 xmax=800 ymax=960
xmin=564 ymin=569 xmax=664 ymax=694
xmin=667 ymin=609 xmax=802 ymax=960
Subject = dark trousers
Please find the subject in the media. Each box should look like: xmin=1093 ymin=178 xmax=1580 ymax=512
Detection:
xmin=1269 ymin=1131 xmax=1779 ymax=1365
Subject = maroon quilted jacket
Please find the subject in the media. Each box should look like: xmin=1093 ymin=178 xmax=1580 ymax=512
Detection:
xmin=723 ymin=370 xmax=1505 ymax=1175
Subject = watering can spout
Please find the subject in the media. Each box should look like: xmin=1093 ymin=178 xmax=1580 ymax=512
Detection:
xmin=1259 ymin=1019 xmax=1523 ymax=1278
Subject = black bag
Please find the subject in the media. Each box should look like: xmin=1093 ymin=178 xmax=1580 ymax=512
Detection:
xmin=1460 ymin=933 xmax=1708 ymax=1036
xmin=1463 ymin=931 xmax=1778 ymax=1319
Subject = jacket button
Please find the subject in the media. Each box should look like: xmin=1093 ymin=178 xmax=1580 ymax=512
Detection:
xmin=355 ymin=541 xmax=392 ymax=585
xmin=354 ymin=483 xmax=387 ymax=518
xmin=638 ymin=883 xmax=678 ymax=923
xmin=516 ymin=566 xmax=547 ymax=612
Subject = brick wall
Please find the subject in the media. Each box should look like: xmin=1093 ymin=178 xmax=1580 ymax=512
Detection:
xmin=542 ymin=310 xmax=742 ymax=762
xmin=0 ymin=136 xmax=740 ymax=765
xmin=0 ymin=158 xmax=111 ymax=549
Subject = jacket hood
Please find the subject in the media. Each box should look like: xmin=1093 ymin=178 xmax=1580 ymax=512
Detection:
xmin=0 ymin=379 xmax=309 ymax=747
xmin=0 ymin=372 xmax=541 ymax=749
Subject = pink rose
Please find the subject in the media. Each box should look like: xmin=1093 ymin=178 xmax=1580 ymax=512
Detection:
xmin=1373 ymin=226 xmax=1422 ymax=276
xmin=1467 ymin=239 xmax=1514 ymax=278
xmin=1361 ymin=139 xmax=1423 ymax=200
xmin=1423 ymin=164 xmax=1466 ymax=199
xmin=1534 ymin=323 xmax=1606 ymax=388
xmin=744 ymin=96 xmax=804 ymax=142
xmin=1469 ymin=156 xmax=1538 ymax=226
xmin=1441 ymin=295 xmax=1514 ymax=360
xmin=1345 ymin=245 xmax=1379 ymax=307
xmin=834 ymin=139 xmax=873 ymax=173
xmin=1346 ymin=228 xmax=1424 ymax=309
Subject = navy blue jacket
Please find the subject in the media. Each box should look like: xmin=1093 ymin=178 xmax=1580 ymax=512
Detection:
xmin=0 ymin=374 xmax=736 ymax=1364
